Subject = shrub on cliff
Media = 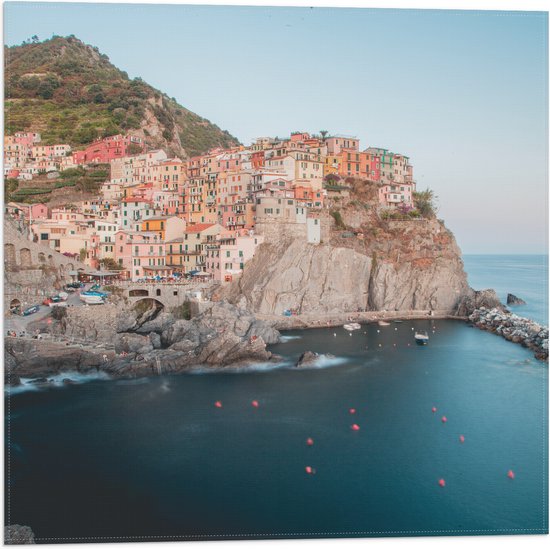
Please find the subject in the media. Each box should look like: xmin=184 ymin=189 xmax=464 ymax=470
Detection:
xmin=413 ymin=188 xmax=438 ymax=218
xmin=330 ymin=210 xmax=346 ymax=229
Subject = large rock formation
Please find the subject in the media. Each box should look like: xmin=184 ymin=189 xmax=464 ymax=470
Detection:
xmin=507 ymin=293 xmax=526 ymax=306
xmin=222 ymin=216 xmax=473 ymax=316
xmin=4 ymin=301 xmax=280 ymax=384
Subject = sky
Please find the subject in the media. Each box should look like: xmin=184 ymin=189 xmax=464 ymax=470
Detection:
xmin=3 ymin=1 xmax=549 ymax=254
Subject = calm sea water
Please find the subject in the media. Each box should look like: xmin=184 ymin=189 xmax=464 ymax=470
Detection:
xmin=5 ymin=256 xmax=548 ymax=542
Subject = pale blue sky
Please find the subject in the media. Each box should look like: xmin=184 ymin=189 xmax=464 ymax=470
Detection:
xmin=4 ymin=2 xmax=548 ymax=254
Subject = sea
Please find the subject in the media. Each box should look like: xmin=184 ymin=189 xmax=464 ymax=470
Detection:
xmin=4 ymin=255 xmax=549 ymax=542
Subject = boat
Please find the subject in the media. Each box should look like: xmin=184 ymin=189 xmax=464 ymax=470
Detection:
xmin=378 ymin=320 xmax=391 ymax=326
xmin=414 ymin=331 xmax=429 ymax=345
xmin=79 ymin=290 xmax=107 ymax=303
xmin=343 ymin=323 xmax=361 ymax=331
xmin=82 ymin=294 xmax=105 ymax=305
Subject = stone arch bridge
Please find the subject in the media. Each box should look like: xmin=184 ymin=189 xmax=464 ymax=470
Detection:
xmin=120 ymin=282 xmax=215 ymax=310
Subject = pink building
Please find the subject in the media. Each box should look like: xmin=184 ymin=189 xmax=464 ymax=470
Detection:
xmin=293 ymin=185 xmax=324 ymax=208
xmin=6 ymin=202 xmax=49 ymax=220
xmin=73 ymin=134 xmax=143 ymax=164
xmin=378 ymin=183 xmax=415 ymax=208
xmin=114 ymin=230 xmax=165 ymax=281
xmin=206 ymin=233 xmax=264 ymax=283
xmin=325 ymin=135 xmax=360 ymax=156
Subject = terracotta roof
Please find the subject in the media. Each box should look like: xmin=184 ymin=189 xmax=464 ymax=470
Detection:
xmin=121 ymin=198 xmax=152 ymax=203
xmin=186 ymin=223 xmax=215 ymax=233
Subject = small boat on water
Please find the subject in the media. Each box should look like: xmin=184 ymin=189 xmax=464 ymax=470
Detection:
xmin=415 ymin=331 xmax=429 ymax=345
xmin=343 ymin=323 xmax=361 ymax=331
xmin=378 ymin=320 xmax=391 ymax=326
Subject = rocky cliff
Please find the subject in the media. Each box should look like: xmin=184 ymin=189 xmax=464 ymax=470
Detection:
xmin=221 ymin=185 xmax=478 ymax=317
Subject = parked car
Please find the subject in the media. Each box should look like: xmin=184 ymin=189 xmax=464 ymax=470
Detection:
xmin=43 ymin=295 xmax=62 ymax=306
xmin=22 ymin=305 xmax=40 ymax=316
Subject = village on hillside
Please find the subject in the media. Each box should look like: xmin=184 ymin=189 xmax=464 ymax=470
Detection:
xmin=4 ymin=130 xmax=417 ymax=284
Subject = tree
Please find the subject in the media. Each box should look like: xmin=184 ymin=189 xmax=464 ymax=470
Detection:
xmin=127 ymin=143 xmax=142 ymax=155
xmin=413 ymin=188 xmax=438 ymax=218
xmin=79 ymin=248 xmax=87 ymax=262
xmin=319 ymin=130 xmax=328 ymax=142
xmin=324 ymin=173 xmax=341 ymax=186
xmin=100 ymin=258 xmax=123 ymax=271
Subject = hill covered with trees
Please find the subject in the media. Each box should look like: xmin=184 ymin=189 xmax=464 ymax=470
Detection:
xmin=4 ymin=35 xmax=240 ymax=157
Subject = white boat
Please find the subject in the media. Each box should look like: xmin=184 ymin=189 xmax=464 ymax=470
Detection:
xmin=343 ymin=323 xmax=361 ymax=331
xmin=49 ymin=301 xmax=68 ymax=308
xmin=378 ymin=320 xmax=391 ymax=326
xmin=58 ymin=292 xmax=69 ymax=301
xmin=415 ymin=331 xmax=429 ymax=345
xmin=82 ymin=295 xmax=105 ymax=305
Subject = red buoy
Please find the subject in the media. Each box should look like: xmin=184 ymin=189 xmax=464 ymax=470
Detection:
xmin=432 ymin=407 xmax=437 ymax=413
xmin=305 ymin=466 xmax=314 ymax=475
xmin=351 ymin=424 xmax=360 ymax=431
xmin=306 ymin=437 xmax=314 ymax=446
xmin=214 ymin=401 xmax=223 ymax=408
xmin=507 ymin=470 xmax=515 ymax=479
xmin=438 ymin=478 xmax=446 ymax=487
xmin=251 ymin=400 xmax=259 ymax=408
xmin=441 ymin=416 xmax=447 ymax=423
xmin=459 ymin=435 xmax=465 ymax=443
xmin=349 ymin=408 xmax=356 ymax=415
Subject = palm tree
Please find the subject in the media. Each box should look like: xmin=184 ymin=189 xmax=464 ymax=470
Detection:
xmin=319 ymin=130 xmax=328 ymax=143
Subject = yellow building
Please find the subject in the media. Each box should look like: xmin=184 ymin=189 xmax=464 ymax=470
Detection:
xmin=139 ymin=216 xmax=186 ymax=241
xmin=324 ymin=155 xmax=340 ymax=175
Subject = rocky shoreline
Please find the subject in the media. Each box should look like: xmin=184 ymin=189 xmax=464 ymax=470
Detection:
xmin=5 ymin=290 xmax=548 ymax=388
xmin=469 ymin=307 xmax=548 ymax=361
xmin=4 ymin=301 xmax=282 ymax=387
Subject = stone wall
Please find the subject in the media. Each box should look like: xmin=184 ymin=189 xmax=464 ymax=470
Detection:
xmin=3 ymin=218 xmax=92 ymax=312
xmin=255 ymin=220 xmax=307 ymax=242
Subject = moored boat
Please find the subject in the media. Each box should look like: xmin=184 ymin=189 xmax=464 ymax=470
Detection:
xmin=343 ymin=323 xmax=361 ymax=331
xmin=414 ymin=331 xmax=429 ymax=345
xmin=378 ymin=320 xmax=391 ymax=326
xmin=82 ymin=294 xmax=105 ymax=305
xmin=79 ymin=290 xmax=107 ymax=303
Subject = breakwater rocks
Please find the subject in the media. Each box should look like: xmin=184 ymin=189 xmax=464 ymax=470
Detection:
xmin=469 ymin=307 xmax=548 ymax=361
xmin=4 ymin=301 xmax=281 ymax=385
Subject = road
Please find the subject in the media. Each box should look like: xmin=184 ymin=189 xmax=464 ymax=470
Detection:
xmin=5 ymin=284 xmax=91 ymax=336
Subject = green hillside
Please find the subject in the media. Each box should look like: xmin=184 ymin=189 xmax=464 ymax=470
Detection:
xmin=4 ymin=36 xmax=240 ymax=157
